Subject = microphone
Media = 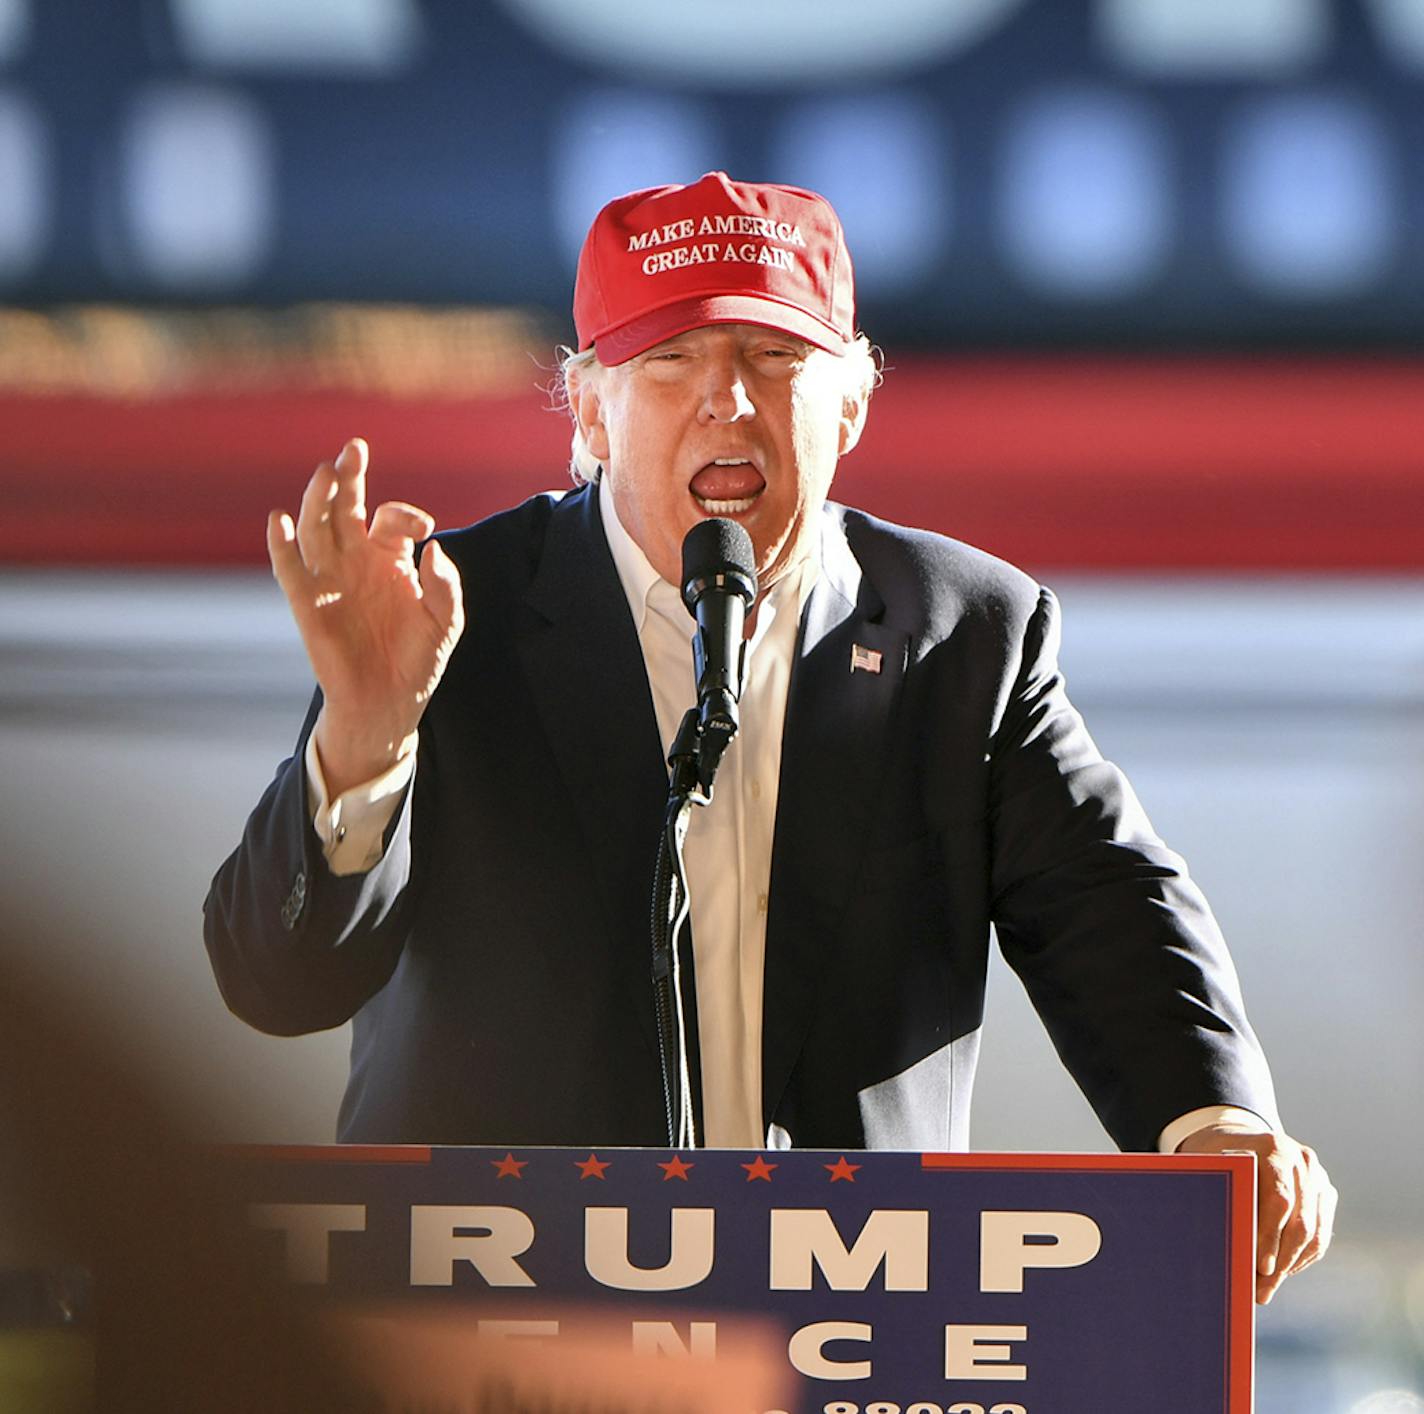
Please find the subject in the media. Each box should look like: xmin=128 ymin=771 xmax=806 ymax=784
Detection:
xmin=680 ymin=518 xmax=758 ymax=782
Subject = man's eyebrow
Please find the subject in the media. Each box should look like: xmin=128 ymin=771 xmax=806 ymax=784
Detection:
xmin=756 ymin=333 xmax=812 ymax=353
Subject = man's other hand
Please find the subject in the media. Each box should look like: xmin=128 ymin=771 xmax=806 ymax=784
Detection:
xmin=1177 ymin=1124 xmax=1337 ymax=1305
xmin=267 ymin=438 xmax=465 ymax=797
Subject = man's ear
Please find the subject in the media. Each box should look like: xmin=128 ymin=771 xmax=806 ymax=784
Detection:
xmin=839 ymin=388 xmax=870 ymax=457
xmin=573 ymin=375 xmax=611 ymax=464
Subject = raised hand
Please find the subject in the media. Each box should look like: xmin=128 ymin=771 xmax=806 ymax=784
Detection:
xmin=267 ymin=438 xmax=464 ymax=797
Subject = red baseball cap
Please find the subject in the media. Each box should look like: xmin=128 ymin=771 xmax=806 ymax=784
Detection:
xmin=573 ymin=171 xmax=856 ymax=365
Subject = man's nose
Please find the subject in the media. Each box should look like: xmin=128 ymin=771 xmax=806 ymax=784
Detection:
xmin=699 ymin=356 xmax=756 ymax=423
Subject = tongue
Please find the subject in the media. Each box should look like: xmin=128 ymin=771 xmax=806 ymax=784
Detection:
xmin=691 ymin=463 xmax=764 ymax=501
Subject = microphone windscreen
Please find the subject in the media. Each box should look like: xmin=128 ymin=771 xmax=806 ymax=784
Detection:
xmin=681 ymin=518 xmax=757 ymax=610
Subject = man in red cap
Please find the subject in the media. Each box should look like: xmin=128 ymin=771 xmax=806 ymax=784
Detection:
xmin=206 ymin=174 xmax=1334 ymax=1306
xmin=560 ymin=172 xmax=873 ymax=598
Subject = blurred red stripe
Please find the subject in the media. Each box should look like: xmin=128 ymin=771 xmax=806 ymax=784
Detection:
xmin=4 ymin=357 xmax=1421 ymax=571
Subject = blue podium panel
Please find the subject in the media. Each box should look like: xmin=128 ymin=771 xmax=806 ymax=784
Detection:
xmin=222 ymin=1146 xmax=1255 ymax=1414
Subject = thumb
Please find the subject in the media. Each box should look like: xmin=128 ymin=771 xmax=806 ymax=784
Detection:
xmin=419 ymin=538 xmax=465 ymax=642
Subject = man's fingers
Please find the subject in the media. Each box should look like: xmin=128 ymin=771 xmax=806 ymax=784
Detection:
xmin=418 ymin=537 xmax=465 ymax=643
xmin=1267 ymin=1155 xmax=1314 ymax=1288
xmin=369 ymin=501 xmax=435 ymax=552
xmin=1302 ymin=1176 xmax=1339 ymax=1269
xmin=1255 ymin=1150 xmax=1295 ymax=1283
xmin=1185 ymin=1127 xmax=1335 ymax=1305
xmin=335 ymin=436 xmax=368 ymax=477
xmin=1255 ymin=1141 xmax=1339 ymax=1303
xmin=266 ymin=510 xmax=307 ymax=599
xmin=328 ymin=438 xmax=370 ymax=549
xmin=1285 ymin=1156 xmax=1337 ymax=1276
xmin=295 ymin=459 xmax=340 ymax=570
xmin=293 ymin=440 xmax=370 ymax=567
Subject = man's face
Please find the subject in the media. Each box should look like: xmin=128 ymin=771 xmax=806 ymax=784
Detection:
xmin=575 ymin=323 xmax=865 ymax=593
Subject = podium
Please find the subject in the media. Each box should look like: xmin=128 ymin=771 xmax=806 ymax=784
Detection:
xmin=222 ymin=1145 xmax=1256 ymax=1413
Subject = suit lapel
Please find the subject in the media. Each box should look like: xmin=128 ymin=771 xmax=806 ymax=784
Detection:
xmin=762 ymin=508 xmax=909 ymax=1129
xmin=516 ymin=485 xmax=669 ymax=1062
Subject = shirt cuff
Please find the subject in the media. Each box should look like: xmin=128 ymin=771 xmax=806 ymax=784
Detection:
xmin=1157 ymin=1105 xmax=1278 ymax=1155
xmin=305 ymin=731 xmax=416 ymax=876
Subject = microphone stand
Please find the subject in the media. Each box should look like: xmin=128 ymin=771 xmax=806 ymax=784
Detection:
xmin=649 ymin=697 xmax=740 ymax=1149
xmin=651 ymin=517 xmax=756 ymax=1151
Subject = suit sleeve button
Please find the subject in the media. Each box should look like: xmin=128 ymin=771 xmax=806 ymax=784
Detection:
xmin=280 ymin=871 xmax=308 ymax=930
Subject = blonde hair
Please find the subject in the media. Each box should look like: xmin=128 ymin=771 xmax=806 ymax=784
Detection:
xmin=555 ymin=334 xmax=882 ymax=486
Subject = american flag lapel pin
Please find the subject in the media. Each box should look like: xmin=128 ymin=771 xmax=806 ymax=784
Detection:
xmin=850 ymin=643 xmax=882 ymax=675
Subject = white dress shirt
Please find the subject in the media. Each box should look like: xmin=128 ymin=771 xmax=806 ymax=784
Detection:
xmin=305 ymin=482 xmax=1269 ymax=1152
xmin=597 ymin=480 xmax=812 ymax=1147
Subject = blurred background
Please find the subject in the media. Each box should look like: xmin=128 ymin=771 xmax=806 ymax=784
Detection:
xmin=1 ymin=1 xmax=1421 ymax=1410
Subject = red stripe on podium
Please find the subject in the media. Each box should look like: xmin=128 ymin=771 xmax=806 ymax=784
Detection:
xmin=1227 ymin=1153 xmax=1257 ymax=1410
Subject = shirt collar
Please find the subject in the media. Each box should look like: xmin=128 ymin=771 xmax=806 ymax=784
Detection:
xmin=598 ymin=477 xmax=664 ymax=636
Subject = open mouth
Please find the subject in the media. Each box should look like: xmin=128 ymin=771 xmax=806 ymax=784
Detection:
xmin=690 ymin=457 xmax=764 ymax=517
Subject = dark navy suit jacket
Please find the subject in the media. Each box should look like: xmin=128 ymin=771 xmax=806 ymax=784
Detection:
xmin=204 ymin=484 xmax=1278 ymax=1150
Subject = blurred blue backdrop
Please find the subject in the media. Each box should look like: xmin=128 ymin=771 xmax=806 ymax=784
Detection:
xmin=2 ymin=0 xmax=1423 ymax=345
